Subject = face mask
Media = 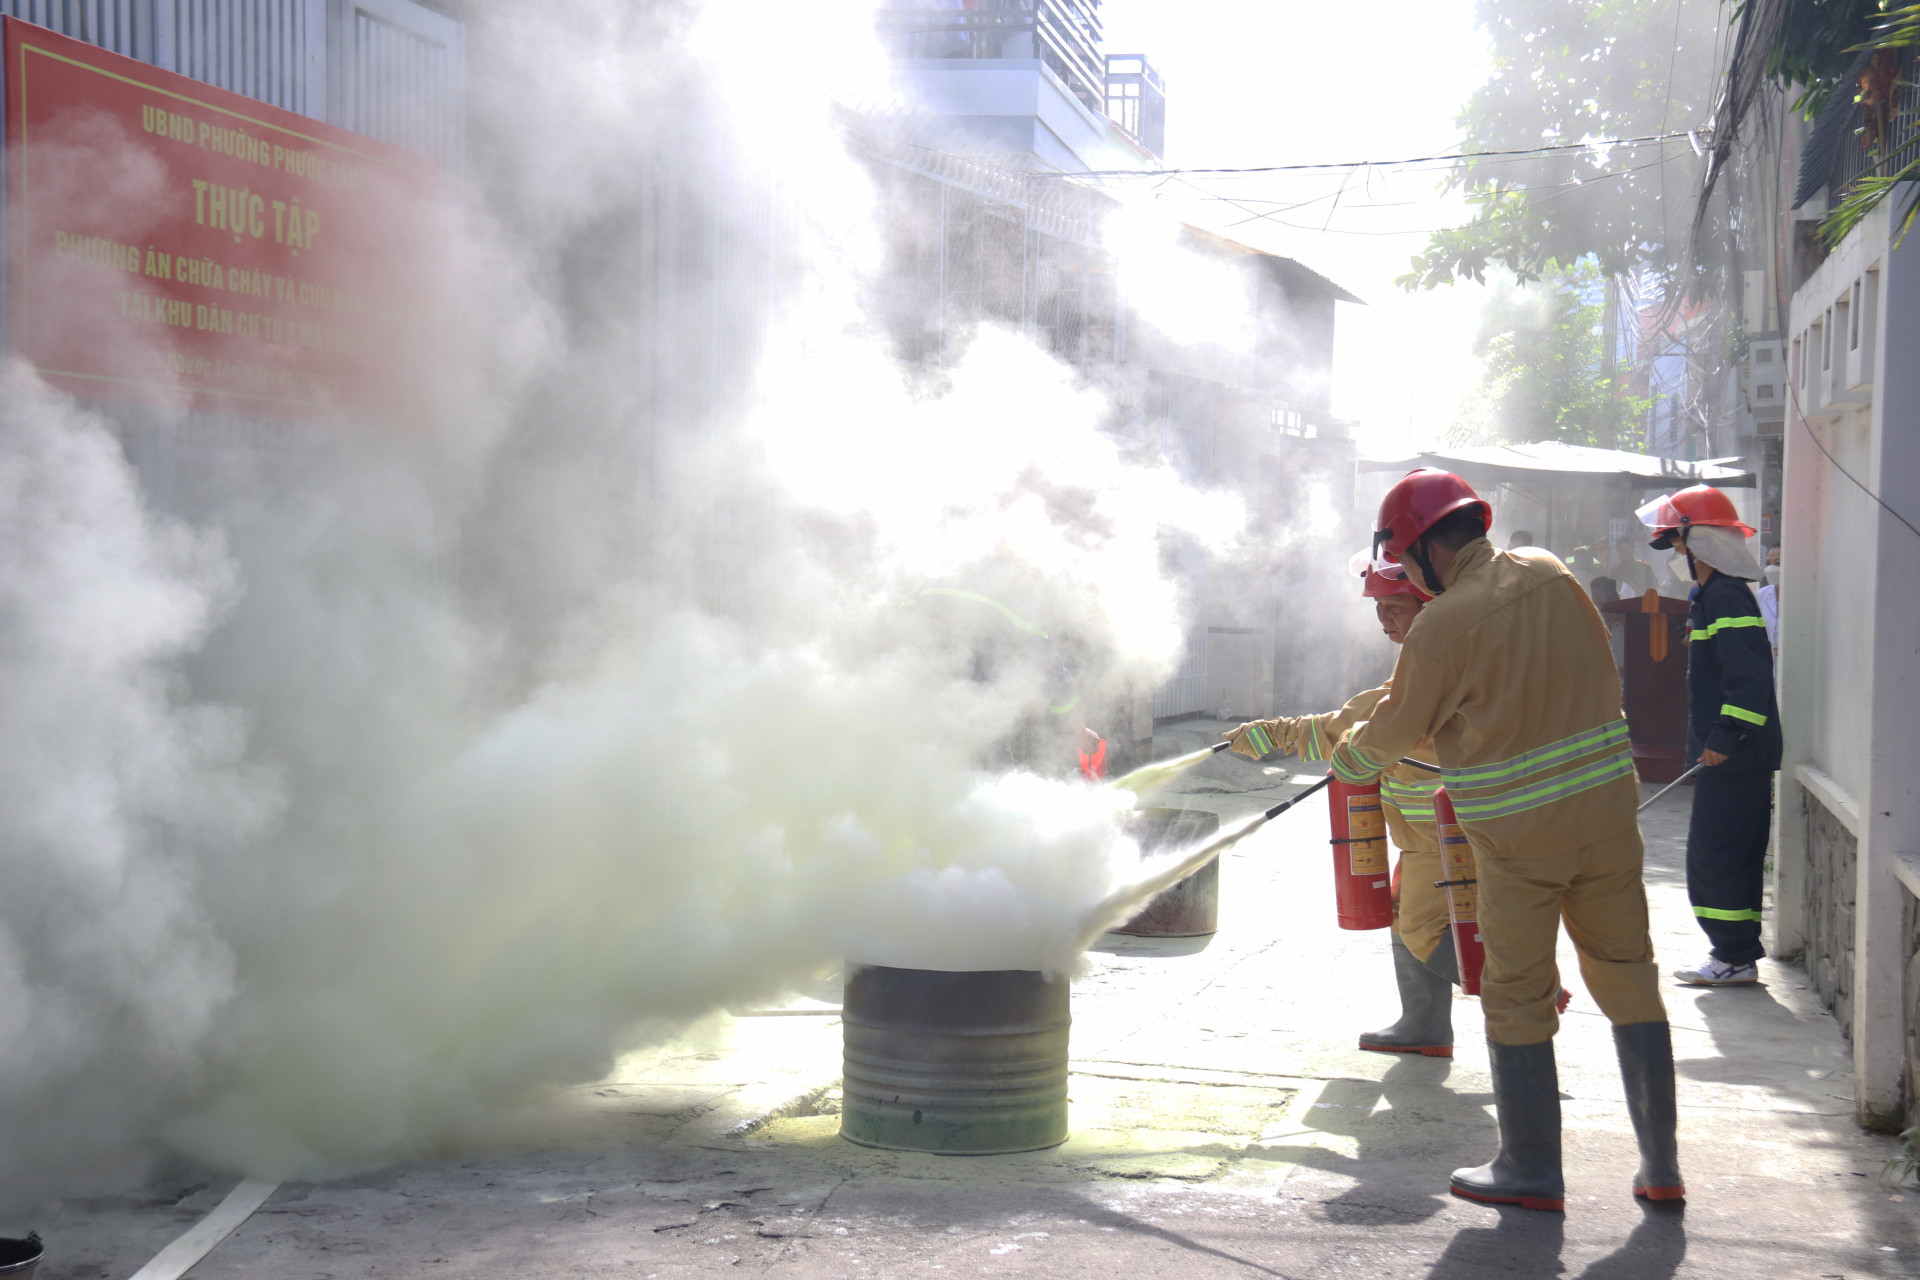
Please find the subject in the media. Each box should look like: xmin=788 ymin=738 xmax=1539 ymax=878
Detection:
xmin=1763 ymin=565 xmax=1781 ymax=588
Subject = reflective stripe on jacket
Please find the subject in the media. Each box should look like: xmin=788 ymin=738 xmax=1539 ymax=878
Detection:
xmin=1250 ymin=686 xmax=1440 ymax=854
xmin=1329 ymin=539 xmax=1638 ymax=861
xmin=1686 ymin=572 xmax=1783 ymax=772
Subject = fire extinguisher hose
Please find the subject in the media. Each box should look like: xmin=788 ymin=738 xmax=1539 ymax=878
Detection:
xmin=1261 ymin=772 xmax=1333 ymax=820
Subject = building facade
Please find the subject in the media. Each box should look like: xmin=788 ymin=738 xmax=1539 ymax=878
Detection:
xmin=1708 ymin=26 xmax=1920 ymax=1129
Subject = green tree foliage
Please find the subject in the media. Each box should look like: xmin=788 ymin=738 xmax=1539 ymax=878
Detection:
xmin=1454 ymin=259 xmax=1650 ymax=446
xmin=1753 ymin=0 xmax=1886 ymax=117
xmin=1399 ymin=0 xmax=1725 ymax=291
xmin=1814 ymin=3 xmax=1920 ymax=245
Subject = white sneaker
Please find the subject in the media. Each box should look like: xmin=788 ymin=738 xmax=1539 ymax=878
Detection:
xmin=1673 ymin=957 xmax=1759 ymax=986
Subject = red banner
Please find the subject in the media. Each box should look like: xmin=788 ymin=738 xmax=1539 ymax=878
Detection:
xmin=4 ymin=17 xmax=435 ymax=420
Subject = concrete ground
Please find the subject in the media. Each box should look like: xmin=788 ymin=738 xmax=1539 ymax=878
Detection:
xmin=12 ymin=719 xmax=1916 ymax=1278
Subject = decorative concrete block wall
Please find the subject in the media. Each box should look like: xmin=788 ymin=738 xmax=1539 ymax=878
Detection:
xmin=1806 ymin=794 xmax=1859 ymax=1038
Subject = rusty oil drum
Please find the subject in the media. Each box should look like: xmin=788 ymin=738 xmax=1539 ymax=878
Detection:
xmin=839 ymin=965 xmax=1069 ymax=1154
xmin=1110 ymin=807 xmax=1222 ymax=937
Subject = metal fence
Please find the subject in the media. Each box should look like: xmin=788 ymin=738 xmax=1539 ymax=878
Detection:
xmin=847 ymin=114 xmax=1120 ymax=367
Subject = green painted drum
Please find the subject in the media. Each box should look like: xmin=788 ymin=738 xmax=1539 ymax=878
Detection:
xmin=839 ymin=966 xmax=1069 ymax=1155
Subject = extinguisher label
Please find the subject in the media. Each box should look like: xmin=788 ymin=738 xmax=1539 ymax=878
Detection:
xmin=1344 ymin=795 xmax=1389 ymax=875
xmin=1441 ymin=824 xmax=1477 ymax=922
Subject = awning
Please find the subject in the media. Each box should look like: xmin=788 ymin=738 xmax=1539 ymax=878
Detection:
xmin=1359 ymin=441 xmax=1753 ymax=488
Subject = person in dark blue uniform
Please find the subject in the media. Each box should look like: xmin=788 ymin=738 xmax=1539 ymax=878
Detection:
xmin=1638 ymin=485 xmax=1783 ymax=986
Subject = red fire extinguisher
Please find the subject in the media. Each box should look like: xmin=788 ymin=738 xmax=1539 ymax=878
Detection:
xmin=1432 ymin=787 xmax=1486 ymax=995
xmin=1327 ymin=776 xmax=1394 ymax=930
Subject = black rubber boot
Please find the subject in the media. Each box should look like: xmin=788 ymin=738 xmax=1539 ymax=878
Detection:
xmin=1359 ymin=934 xmax=1455 ymax=1057
xmin=1450 ymin=1039 xmax=1565 ymax=1212
xmin=1613 ymin=1020 xmax=1685 ymax=1201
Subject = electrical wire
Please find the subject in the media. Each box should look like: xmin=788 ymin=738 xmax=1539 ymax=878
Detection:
xmin=1190 ymin=155 xmax=1679 ymax=239
xmin=1784 ymin=373 xmax=1920 ymax=543
xmin=1044 ymin=130 xmax=1714 ymax=179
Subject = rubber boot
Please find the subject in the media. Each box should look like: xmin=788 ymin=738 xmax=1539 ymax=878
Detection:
xmin=1613 ymin=1021 xmax=1685 ymax=1201
xmin=1359 ymin=934 xmax=1454 ymax=1057
xmin=1450 ymin=1039 xmax=1565 ymax=1212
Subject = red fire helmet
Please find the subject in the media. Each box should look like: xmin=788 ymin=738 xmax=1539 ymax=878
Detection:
xmin=1364 ymin=568 xmax=1421 ymax=599
xmin=1372 ymin=468 xmax=1491 ymax=562
xmin=1635 ymin=484 xmax=1756 ymax=549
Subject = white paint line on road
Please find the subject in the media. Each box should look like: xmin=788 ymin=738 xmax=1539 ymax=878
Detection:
xmin=126 ymin=1178 xmax=279 ymax=1280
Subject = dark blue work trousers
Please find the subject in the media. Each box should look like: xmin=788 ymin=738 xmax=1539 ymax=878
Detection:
xmin=1684 ymin=769 xmax=1775 ymax=966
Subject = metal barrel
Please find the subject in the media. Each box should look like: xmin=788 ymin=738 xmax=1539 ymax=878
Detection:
xmin=0 ymin=1233 xmax=42 ymax=1279
xmin=1110 ymin=807 xmax=1222 ymax=937
xmin=840 ymin=965 xmax=1070 ymax=1154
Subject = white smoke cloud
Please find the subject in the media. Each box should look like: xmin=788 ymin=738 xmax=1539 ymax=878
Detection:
xmin=0 ymin=0 xmax=1267 ymax=1193
xmin=0 ymin=370 xmax=276 ymax=1190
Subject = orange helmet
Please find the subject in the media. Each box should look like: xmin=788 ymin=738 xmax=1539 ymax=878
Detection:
xmin=1636 ymin=484 xmax=1755 ymax=550
xmin=1372 ymin=469 xmax=1491 ymax=563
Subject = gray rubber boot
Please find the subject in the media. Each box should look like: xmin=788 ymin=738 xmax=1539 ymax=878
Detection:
xmin=1359 ymin=934 xmax=1455 ymax=1057
xmin=1450 ymin=1039 xmax=1566 ymax=1212
xmin=1613 ymin=1021 xmax=1685 ymax=1201
xmin=1421 ymin=936 xmax=1460 ymax=986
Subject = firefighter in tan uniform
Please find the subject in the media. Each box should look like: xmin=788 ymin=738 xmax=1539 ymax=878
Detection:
xmin=1329 ymin=469 xmax=1682 ymax=1213
xmin=1225 ymin=557 xmax=1456 ymax=1055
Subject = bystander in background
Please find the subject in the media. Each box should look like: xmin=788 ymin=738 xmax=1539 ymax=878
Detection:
xmin=1757 ymin=545 xmax=1781 ymax=661
xmin=1565 ymin=536 xmax=1606 ymax=580
xmin=1609 ymin=537 xmax=1656 ymax=595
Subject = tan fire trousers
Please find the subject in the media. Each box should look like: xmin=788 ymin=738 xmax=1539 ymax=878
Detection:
xmin=1394 ymin=844 xmax=1451 ymax=965
xmin=1473 ymin=825 xmax=1668 ymax=1045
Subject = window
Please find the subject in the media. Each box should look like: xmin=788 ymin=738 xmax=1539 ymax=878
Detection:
xmin=1758 ymin=385 xmax=1776 ymax=399
xmin=1756 ymin=346 xmax=1774 ymax=362
xmin=1851 ymin=279 xmax=1863 ymax=350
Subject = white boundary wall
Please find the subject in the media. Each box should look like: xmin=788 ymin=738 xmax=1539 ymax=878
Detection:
xmin=1779 ymin=200 xmax=1920 ymax=1127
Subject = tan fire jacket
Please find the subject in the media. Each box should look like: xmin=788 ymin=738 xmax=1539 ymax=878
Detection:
xmin=1246 ymin=687 xmax=1441 ymax=855
xmin=1329 ymin=539 xmax=1636 ymax=861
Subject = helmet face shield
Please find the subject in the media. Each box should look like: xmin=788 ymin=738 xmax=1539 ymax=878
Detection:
xmin=1635 ymin=493 xmax=1680 ymax=531
xmin=1349 ymin=549 xmax=1407 ymax=580
xmin=1351 ymin=548 xmax=1414 ymax=598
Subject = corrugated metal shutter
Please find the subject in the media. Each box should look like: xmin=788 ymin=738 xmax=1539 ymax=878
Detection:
xmin=326 ymin=0 xmax=462 ymax=170
xmin=0 ymin=0 xmax=325 ymax=117
xmin=0 ymin=2 xmax=465 ymax=159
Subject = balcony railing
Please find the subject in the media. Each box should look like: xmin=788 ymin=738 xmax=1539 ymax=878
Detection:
xmin=1798 ymin=45 xmax=1920 ymax=216
xmin=1103 ymin=53 xmax=1164 ymax=156
xmin=879 ymin=0 xmax=1108 ymax=116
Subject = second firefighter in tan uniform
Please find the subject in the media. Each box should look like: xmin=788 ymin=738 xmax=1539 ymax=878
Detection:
xmin=1227 ymin=557 xmax=1456 ymax=1057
